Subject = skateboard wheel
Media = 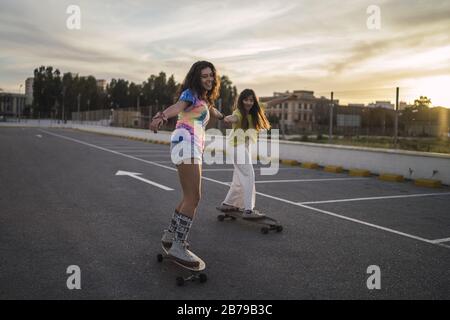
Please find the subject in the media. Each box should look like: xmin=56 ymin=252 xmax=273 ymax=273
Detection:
xmin=276 ymin=226 xmax=283 ymax=232
xmin=176 ymin=277 xmax=185 ymax=286
xmin=199 ymin=273 xmax=207 ymax=283
xmin=157 ymin=254 xmax=163 ymax=262
xmin=217 ymin=215 xmax=225 ymax=222
xmin=261 ymin=227 xmax=269 ymax=234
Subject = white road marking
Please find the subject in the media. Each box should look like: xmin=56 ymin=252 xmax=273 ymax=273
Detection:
xmin=298 ymin=204 xmax=442 ymax=246
xmin=40 ymin=129 xmax=450 ymax=250
xmin=430 ymin=237 xmax=450 ymax=244
xmin=299 ymin=192 xmax=450 ymax=205
xmin=39 ymin=130 xmax=178 ymax=173
xmin=124 ymin=154 xmax=171 ymax=157
xmin=202 ymin=168 xmax=314 ymax=172
xmin=110 ymin=149 xmax=168 ymax=152
xmin=253 ymin=178 xmax=367 ymax=184
xmin=115 ymin=170 xmax=173 ymax=191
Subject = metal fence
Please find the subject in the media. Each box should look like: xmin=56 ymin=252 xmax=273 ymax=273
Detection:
xmin=66 ymin=89 xmax=450 ymax=154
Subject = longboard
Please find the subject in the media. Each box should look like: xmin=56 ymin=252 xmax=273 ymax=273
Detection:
xmin=216 ymin=207 xmax=283 ymax=234
xmin=157 ymin=243 xmax=207 ymax=286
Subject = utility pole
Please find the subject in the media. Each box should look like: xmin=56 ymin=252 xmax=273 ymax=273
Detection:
xmin=87 ymin=99 xmax=90 ymax=123
xmin=394 ymin=87 xmax=399 ymax=146
xmin=62 ymin=86 xmax=66 ymax=123
xmin=329 ymin=91 xmax=334 ymax=142
xmin=77 ymin=94 xmax=81 ymax=123
xmin=18 ymin=84 xmax=23 ymax=122
xmin=280 ymin=100 xmax=286 ymax=140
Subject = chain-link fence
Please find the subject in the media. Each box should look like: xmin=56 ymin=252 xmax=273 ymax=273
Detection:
xmin=70 ymin=88 xmax=450 ymax=153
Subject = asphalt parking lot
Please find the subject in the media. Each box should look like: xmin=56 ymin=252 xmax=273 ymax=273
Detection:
xmin=1 ymin=127 xmax=449 ymax=299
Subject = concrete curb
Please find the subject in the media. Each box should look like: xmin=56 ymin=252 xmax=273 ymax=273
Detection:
xmin=324 ymin=165 xmax=344 ymax=173
xmin=379 ymin=174 xmax=405 ymax=182
xmin=414 ymin=179 xmax=442 ymax=188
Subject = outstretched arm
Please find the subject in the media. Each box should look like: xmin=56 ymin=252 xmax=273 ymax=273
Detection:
xmin=224 ymin=114 xmax=239 ymax=124
xmin=209 ymin=107 xmax=225 ymax=120
xmin=149 ymin=100 xmax=189 ymax=133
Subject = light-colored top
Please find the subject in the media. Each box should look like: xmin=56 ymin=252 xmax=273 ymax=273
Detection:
xmin=173 ymin=89 xmax=210 ymax=152
xmin=229 ymin=109 xmax=258 ymax=146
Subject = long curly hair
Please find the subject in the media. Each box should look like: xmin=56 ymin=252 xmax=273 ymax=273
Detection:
xmin=235 ymin=89 xmax=271 ymax=131
xmin=176 ymin=61 xmax=220 ymax=108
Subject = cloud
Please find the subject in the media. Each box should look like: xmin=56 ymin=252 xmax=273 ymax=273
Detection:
xmin=0 ymin=0 xmax=449 ymax=106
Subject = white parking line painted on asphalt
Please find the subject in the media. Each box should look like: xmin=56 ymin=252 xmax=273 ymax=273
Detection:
xmin=298 ymin=204 xmax=450 ymax=248
xmin=201 ymin=176 xmax=450 ymax=249
xmin=253 ymin=178 xmax=368 ymax=184
xmin=110 ymin=147 xmax=170 ymax=153
xmin=202 ymin=168 xmax=316 ymax=172
xmin=123 ymin=154 xmax=171 ymax=157
xmin=40 ymin=129 xmax=178 ymax=173
xmin=40 ymin=129 xmax=450 ymax=250
xmin=299 ymin=192 xmax=450 ymax=205
xmin=115 ymin=170 xmax=173 ymax=191
xmin=430 ymin=237 xmax=450 ymax=244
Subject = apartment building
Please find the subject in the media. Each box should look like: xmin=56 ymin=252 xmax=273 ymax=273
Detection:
xmin=260 ymin=90 xmax=333 ymax=133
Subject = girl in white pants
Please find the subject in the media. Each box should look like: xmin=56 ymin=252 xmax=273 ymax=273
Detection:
xmin=220 ymin=89 xmax=294 ymax=219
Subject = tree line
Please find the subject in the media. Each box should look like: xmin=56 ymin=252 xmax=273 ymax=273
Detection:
xmin=29 ymin=66 xmax=237 ymax=120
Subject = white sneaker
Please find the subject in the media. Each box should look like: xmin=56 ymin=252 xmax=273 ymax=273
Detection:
xmin=242 ymin=209 xmax=266 ymax=219
xmin=161 ymin=230 xmax=174 ymax=247
xmin=167 ymin=241 xmax=200 ymax=267
xmin=161 ymin=230 xmax=190 ymax=248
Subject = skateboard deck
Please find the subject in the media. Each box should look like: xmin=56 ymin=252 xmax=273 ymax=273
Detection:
xmin=216 ymin=207 xmax=283 ymax=234
xmin=157 ymin=243 xmax=207 ymax=286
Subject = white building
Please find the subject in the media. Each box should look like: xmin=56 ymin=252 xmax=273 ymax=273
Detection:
xmin=0 ymin=92 xmax=27 ymax=118
xmin=367 ymin=101 xmax=394 ymax=110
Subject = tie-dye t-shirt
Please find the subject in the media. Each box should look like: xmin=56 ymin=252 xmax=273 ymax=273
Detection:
xmin=173 ymin=88 xmax=210 ymax=153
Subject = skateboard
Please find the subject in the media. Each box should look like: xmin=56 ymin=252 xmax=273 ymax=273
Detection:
xmin=157 ymin=243 xmax=207 ymax=286
xmin=216 ymin=207 xmax=283 ymax=234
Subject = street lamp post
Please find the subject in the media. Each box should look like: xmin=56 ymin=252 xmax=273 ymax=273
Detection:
xmin=62 ymin=86 xmax=66 ymax=123
xmin=18 ymin=84 xmax=23 ymax=122
xmin=87 ymin=99 xmax=91 ymax=124
xmin=329 ymin=91 xmax=334 ymax=142
xmin=77 ymin=94 xmax=81 ymax=124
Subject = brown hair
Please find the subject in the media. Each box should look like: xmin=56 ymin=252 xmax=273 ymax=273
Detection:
xmin=177 ymin=61 xmax=220 ymax=108
xmin=234 ymin=89 xmax=271 ymax=131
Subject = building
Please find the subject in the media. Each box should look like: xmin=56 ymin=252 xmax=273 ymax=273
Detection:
xmin=399 ymin=101 xmax=410 ymax=110
xmin=261 ymin=90 xmax=335 ymax=133
xmin=336 ymin=105 xmax=363 ymax=133
xmin=25 ymin=77 xmax=34 ymax=106
xmin=0 ymin=92 xmax=27 ymax=119
xmin=96 ymin=79 xmax=107 ymax=91
xmin=367 ymin=100 xmax=394 ymax=110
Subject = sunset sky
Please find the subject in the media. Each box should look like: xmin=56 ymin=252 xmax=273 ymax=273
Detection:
xmin=1 ymin=0 xmax=449 ymax=106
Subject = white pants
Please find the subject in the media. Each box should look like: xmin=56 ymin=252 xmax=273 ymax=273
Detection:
xmin=223 ymin=146 xmax=255 ymax=211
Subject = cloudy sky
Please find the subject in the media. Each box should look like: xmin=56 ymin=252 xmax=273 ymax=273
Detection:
xmin=1 ymin=0 xmax=449 ymax=106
